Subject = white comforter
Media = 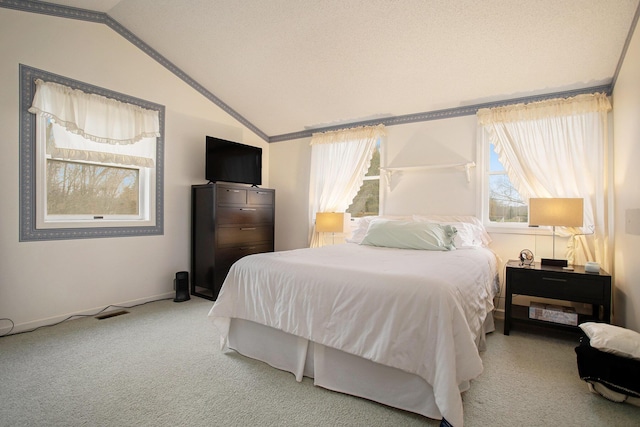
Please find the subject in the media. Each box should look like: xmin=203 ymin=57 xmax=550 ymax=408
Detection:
xmin=208 ymin=243 xmax=498 ymax=426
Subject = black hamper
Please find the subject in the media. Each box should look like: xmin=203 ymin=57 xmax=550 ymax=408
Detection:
xmin=575 ymin=334 xmax=640 ymax=403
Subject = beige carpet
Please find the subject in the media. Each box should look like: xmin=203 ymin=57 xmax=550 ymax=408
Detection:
xmin=0 ymin=297 xmax=638 ymax=426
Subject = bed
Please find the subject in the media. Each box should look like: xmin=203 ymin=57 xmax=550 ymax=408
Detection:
xmin=208 ymin=216 xmax=499 ymax=427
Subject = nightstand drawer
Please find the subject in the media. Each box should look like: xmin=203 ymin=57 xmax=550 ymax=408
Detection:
xmin=509 ymin=269 xmax=604 ymax=303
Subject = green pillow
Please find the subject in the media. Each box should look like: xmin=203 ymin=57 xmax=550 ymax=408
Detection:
xmin=360 ymin=219 xmax=457 ymax=250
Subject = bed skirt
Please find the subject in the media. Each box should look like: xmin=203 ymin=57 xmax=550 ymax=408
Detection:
xmin=227 ymin=315 xmax=495 ymax=422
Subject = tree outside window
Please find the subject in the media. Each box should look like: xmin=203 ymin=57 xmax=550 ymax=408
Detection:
xmin=488 ymin=144 xmax=527 ymax=223
xmin=347 ymin=141 xmax=380 ymax=218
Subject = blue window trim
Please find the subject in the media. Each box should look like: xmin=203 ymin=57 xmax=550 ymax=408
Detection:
xmin=19 ymin=64 xmax=165 ymax=241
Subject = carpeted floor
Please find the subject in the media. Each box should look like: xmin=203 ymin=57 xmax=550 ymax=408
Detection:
xmin=0 ymin=297 xmax=638 ymax=426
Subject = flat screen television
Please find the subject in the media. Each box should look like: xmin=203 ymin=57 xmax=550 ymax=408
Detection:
xmin=205 ymin=136 xmax=262 ymax=186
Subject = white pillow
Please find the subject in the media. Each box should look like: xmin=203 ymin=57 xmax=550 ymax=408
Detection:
xmin=360 ymin=219 xmax=457 ymax=251
xmin=412 ymin=215 xmax=491 ymax=247
xmin=579 ymin=322 xmax=640 ymax=361
xmin=346 ymin=215 xmax=412 ymax=244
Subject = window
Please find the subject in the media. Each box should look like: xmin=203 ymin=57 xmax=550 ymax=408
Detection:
xmin=20 ymin=65 xmax=164 ymax=241
xmin=347 ymin=139 xmax=380 ymax=218
xmin=36 ymin=117 xmax=155 ymax=228
xmin=484 ymin=142 xmax=528 ymax=227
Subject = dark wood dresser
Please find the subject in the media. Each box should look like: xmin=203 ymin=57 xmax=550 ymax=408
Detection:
xmin=191 ymin=182 xmax=275 ymax=300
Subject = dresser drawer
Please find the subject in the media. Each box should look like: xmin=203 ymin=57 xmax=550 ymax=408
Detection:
xmin=509 ymin=269 xmax=605 ymax=303
xmin=216 ymin=243 xmax=273 ymax=267
xmin=217 ymin=206 xmax=273 ymax=225
xmin=217 ymin=187 xmax=247 ymax=204
xmin=248 ymin=189 xmax=274 ymax=205
xmin=217 ymin=225 xmax=273 ymax=247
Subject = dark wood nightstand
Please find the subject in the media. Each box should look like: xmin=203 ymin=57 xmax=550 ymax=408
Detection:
xmin=504 ymin=261 xmax=611 ymax=335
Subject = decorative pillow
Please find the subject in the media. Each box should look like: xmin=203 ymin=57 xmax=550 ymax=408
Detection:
xmin=360 ymin=219 xmax=456 ymax=251
xmin=579 ymin=322 xmax=640 ymax=361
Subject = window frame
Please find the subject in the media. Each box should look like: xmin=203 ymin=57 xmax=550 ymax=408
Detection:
xmin=19 ymin=64 xmax=164 ymax=241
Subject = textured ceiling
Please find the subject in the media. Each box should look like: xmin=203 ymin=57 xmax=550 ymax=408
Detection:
xmin=36 ymin=0 xmax=640 ymax=139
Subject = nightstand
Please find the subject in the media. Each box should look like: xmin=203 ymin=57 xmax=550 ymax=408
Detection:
xmin=504 ymin=261 xmax=611 ymax=335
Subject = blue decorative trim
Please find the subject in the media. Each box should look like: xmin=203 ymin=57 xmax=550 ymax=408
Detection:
xmin=269 ymin=84 xmax=613 ymax=142
xmin=0 ymin=0 xmax=106 ymax=22
xmin=2 ymin=0 xmax=269 ymax=142
xmin=19 ymin=64 xmax=165 ymax=241
xmin=611 ymin=0 xmax=640 ymax=89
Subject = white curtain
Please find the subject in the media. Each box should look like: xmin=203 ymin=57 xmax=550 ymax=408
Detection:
xmin=28 ymin=79 xmax=159 ymax=167
xmin=477 ymin=93 xmax=612 ymax=270
xmin=308 ymin=124 xmax=385 ymax=247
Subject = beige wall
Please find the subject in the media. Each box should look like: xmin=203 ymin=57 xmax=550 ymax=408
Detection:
xmin=0 ymin=9 xmax=269 ymax=334
xmin=613 ymin=16 xmax=640 ymax=331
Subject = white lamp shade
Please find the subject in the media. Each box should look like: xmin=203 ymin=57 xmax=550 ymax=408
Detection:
xmin=315 ymin=212 xmax=351 ymax=233
xmin=529 ymin=198 xmax=584 ymax=227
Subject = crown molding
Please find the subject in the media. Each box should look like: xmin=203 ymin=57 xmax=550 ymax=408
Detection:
xmin=268 ymin=84 xmax=613 ymax=143
xmin=611 ymin=0 xmax=640 ymax=90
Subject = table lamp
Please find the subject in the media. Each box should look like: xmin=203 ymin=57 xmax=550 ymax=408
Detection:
xmin=315 ymin=212 xmax=351 ymax=245
xmin=529 ymin=198 xmax=583 ymax=266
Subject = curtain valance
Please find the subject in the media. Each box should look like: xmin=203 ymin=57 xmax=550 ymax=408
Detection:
xmin=477 ymin=93 xmax=611 ymax=125
xmin=28 ymin=79 xmax=160 ymax=145
xmin=310 ymin=124 xmax=386 ymax=145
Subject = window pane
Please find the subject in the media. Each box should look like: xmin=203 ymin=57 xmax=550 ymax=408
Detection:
xmin=347 ymin=179 xmax=379 ymax=217
xmin=47 ymin=159 xmax=139 ymax=215
xmin=489 ymin=174 xmax=527 ymax=222
xmin=489 ymin=144 xmax=505 ymax=172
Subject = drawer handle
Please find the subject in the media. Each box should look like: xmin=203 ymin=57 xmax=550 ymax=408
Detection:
xmin=239 ymin=246 xmax=256 ymax=250
xmin=227 ymin=189 xmax=240 ymax=193
xmin=240 ymin=227 xmax=256 ymax=231
xmin=542 ymin=277 xmax=567 ymax=283
xmin=240 ymin=208 xmax=256 ymax=211
xmin=256 ymin=191 xmax=268 ymax=194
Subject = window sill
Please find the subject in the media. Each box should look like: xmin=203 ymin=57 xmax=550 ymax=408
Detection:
xmin=485 ymin=224 xmax=552 ymax=236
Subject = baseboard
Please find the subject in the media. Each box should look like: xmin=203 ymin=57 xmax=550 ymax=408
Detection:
xmin=3 ymin=292 xmax=175 ymax=336
xmin=493 ymin=308 xmax=505 ymax=320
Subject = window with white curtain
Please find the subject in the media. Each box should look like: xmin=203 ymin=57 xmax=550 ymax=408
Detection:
xmin=477 ymin=93 xmax=612 ymax=269
xmin=19 ymin=65 xmax=165 ymax=241
xmin=308 ymin=124 xmax=385 ymax=247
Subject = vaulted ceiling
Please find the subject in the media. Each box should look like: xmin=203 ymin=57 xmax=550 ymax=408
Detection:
xmin=31 ymin=0 xmax=640 ymax=141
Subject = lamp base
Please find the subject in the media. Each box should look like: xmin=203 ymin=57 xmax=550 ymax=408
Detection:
xmin=541 ymin=258 xmax=568 ymax=267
